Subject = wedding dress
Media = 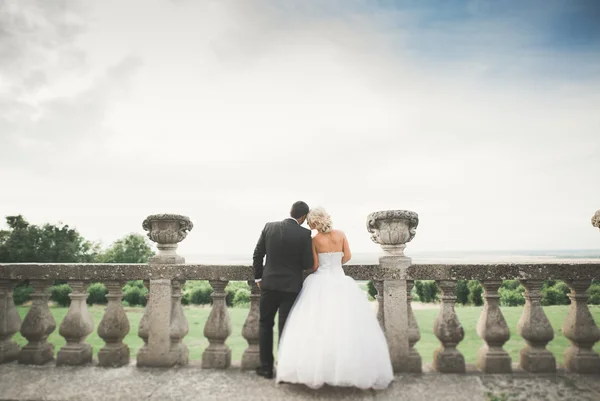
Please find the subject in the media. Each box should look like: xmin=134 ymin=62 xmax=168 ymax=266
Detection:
xmin=275 ymin=252 xmax=394 ymax=390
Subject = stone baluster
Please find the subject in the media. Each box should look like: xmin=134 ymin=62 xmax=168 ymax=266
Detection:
xmin=57 ymin=281 xmax=94 ymax=365
xmin=18 ymin=280 xmax=56 ymax=365
xmin=0 ymin=280 xmax=21 ymax=364
xmin=170 ymin=280 xmax=189 ymax=365
xmin=241 ymin=280 xmax=260 ymax=370
xmin=562 ymin=279 xmax=600 ymax=373
xmin=367 ymin=209 xmax=419 ymax=373
xmin=433 ymin=280 xmax=465 ymax=373
xmin=98 ymin=281 xmax=130 ymax=367
xmin=374 ymin=280 xmax=384 ymax=330
xmin=138 ymin=213 xmax=193 ymax=368
xmin=202 ymin=280 xmax=232 ymax=369
xmin=517 ymin=280 xmax=556 ymax=372
xmin=476 ymin=280 xmax=511 ymax=373
xmin=137 ymin=280 xmax=150 ymax=359
xmin=406 ymin=280 xmax=422 ymax=373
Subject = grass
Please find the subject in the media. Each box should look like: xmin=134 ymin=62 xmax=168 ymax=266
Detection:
xmin=13 ymin=304 xmax=600 ymax=365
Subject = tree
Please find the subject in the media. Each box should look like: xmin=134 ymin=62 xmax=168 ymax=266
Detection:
xmin=0 ymin=215 xmax=99 ymax=263
xmin=97 ymin=233 xmax=155 ymax=263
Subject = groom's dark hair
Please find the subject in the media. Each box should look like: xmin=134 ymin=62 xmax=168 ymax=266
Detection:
xmin=290 ymin=201 xmax=310 ymax=219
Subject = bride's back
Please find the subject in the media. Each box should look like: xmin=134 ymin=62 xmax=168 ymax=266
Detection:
xmin=313 ymin=229 xmax=345 ymax=253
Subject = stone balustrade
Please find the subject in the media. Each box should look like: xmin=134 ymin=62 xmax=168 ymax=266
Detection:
xmin=0 ymin=211 xmax=599 ymax=377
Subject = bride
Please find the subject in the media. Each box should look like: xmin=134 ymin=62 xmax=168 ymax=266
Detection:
xmin=275 ymin=207 xmax=394 ymax=390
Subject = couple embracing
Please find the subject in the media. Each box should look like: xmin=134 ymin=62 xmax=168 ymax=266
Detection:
xmin=252 ymin=201 xmax=393 ymax=390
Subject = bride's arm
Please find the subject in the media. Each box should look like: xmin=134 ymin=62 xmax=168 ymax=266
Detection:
xmin=341 ymin=232 xmax=352 ymax=265
xmin=312 ymin=238 xmax=319 ymax=271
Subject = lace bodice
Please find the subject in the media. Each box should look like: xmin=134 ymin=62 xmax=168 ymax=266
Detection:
xmin=316 ymin=252 xmax=344 ymax=273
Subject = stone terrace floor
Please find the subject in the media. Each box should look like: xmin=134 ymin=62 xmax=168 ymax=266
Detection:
xmin=1 ymin=362 xmax=600 ymax=401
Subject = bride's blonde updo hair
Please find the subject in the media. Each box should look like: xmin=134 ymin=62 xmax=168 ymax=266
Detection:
xmin=307 ymin=207 xmax=333 ymax=234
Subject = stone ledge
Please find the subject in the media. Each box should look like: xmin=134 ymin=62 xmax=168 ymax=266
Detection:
xmin=2 ymin=261 xmax=600 ymax=282
xmin=0 ymin=362 xmax=599 ymax=401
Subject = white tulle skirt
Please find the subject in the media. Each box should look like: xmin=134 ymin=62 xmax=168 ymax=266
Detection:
xmin=275 ymin=268 xmax=394 ymax=390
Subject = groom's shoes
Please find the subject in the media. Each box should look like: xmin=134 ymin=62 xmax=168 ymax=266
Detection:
xmin=255 ymin=367 xmax=274 ymax=379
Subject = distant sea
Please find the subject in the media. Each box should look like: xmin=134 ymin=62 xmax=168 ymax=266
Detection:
xmin=183 ymin=249 xmax=600 ymax=265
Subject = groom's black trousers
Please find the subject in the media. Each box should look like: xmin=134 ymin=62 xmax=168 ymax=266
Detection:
xmin=259 ymin=289 xmax=299 ymax=370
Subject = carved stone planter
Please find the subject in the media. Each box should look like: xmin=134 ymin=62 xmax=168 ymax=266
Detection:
xmin=142 ymin=214 xmax=193 ymax=264
xmin=367 ymin=210 xmax=418 ymax=256
xmin=592 ymin=210 xmax=600 ymax=231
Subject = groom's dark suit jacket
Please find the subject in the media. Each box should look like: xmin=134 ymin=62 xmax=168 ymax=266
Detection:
xmin=253 ymin=218 xmax=313 ymax=293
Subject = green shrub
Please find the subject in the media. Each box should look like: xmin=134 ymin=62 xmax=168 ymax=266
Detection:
xmin=501 ymin=280 xmax=521 ymax=290
xmin=181 ymin=291 xmax=191 ymax=305
xmin=588 ymin=284 xmax=600 ymax=305
xmin=125 ymin=280 xmax=146 ymax=289
xmin=456 ymin=280 xmax=469 ymax=305
xmin=188 ymin=282 xmax=213 ymax=305
xmin=415 ymin=280 xmax=438 ymax=303
xmin=366 ymin=280 xmax=378 ymax=298
xmin=410 ymin=284 xmax=420 ymax=302
xmin=540 ymin=281 xmax=570 ymax=306
xmin=468 ymin=280 xmax=483 ymax=306
xmin=87 ymin=282 xmax=108 ymax=305
xmin=50 ymin=284 xmax=72 ymax=307
xmin=122 ymin=285 xmax=148 ymax=307
xmin=233 ymin=288 xmax=251 ymax=306
xmin=226 ymin=281 xmax=250 ymax=306
xmin=499 ymin=286 xmax=525 ymax=306
xmin=13 ymin=284 xmax=34 ymax=305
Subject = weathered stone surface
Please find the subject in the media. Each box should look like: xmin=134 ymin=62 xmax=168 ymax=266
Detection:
xmin=433 ymin=280 xmax=465 ymax=373
xmin=143 ymin=214 xmax=193 ymax=264
xmin=592 ymin=209 xmax=600 ymax=230
xmin=18 ymin=280 xmax=55 ymax=365
xmin=367 ymin=210 xmax=418 ymax=256
xmin=0 ymin=280 xmax=21 ymax=364
xmin=562 ymin=279 xmax=600 ymax=373
xmin=57 ymin=281 xmax=94 ymax=366
xmin=137 ymin=279 xmax=175 ymax=367
xmin=518 ymin=279 xmax=556 ymax=373
xmin=202 ymin=280 xmax=232 ymax=369
xmin=2 ymin=261 xmax=599 ymax=283
xmin=476 ymin=280 xmax=512 ymax=373
xmin=241 ymin=280 xmax=260 ymax=370
xmin=379 ymin=256 xmax=410 ymax=373
xmin=406 ymin=280 xmax=422 ymax=373
xmin=1 ymin=363 xmax=599 ymax=401
xmin=374 ymin=280 xmax=384 ymax=329
xmin=170 ymin=280 xmax=189 ymax=366
xmin=97 ymin=281 xmax=130 ymax=367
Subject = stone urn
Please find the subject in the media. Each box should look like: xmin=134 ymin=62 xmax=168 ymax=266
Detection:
xmin=367 ymin=210 xmax=419 ymax=256
xmin=592 ymin=210 xmax=600 ymax=231
xmin=142 ymin=214 xmax=193 ymax=263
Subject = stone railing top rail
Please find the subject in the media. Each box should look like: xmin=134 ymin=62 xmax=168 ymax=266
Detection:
xmin=1 ymin=260 xmax=599 ymax=281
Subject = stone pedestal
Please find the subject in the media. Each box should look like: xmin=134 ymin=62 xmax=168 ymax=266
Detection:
xmin=202 ymin=280 xmax=232 ymax=369
xmin=137 ymin=279 xmax=177 ymax=367
xmin=379 ymin=256 xmax=413 ymax=373
xmin=57 ymin=281 xmax=94 ymax=366
xmin=562 ymin=280 xmax=600 ymax=373
xmin=241 ymin=281 xmax=260 ymax=370
xmin=518 ymin=280 xmax=556 ymax=373
xmin=97 ymin=281 xmax=130 ymax=367
xmin=0 ymin=280 xmax=21 ymax=364
xmin=433 ymin=280 xmax=465 ymax=373
xmin=170 ymin=280 xmax=189 ymax=366
xmin=19 ymin=280 xmax=56 ymax=365
xmin=476 ymin=280 xmax=512 ymax=373
xmin=406 ymin=280 xmax=422 ymax=373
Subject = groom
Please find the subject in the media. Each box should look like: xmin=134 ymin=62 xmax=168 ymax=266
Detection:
xmin=252 ymin=201 xmax=314 ymax=379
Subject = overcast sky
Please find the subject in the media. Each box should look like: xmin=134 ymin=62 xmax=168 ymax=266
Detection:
xmin=1 ymin=0 xmax=599 ymax=258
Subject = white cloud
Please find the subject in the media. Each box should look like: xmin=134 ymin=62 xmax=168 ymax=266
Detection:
xmin=1 ymin=0 xmax=599 ymax=259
